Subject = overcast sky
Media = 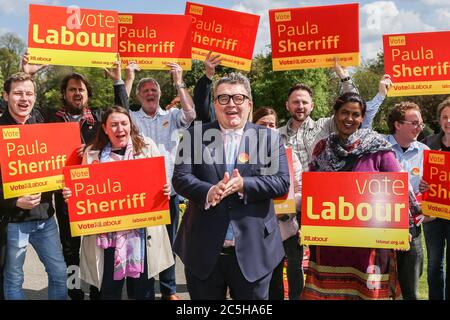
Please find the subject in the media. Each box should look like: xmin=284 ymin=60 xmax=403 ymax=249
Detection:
xmin=1 ymin=0 xmax=449 ymax=62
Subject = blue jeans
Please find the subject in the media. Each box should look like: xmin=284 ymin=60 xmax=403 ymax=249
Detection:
xmin=159 ymin=195 xmax=179 ymax=296
xmin=397 ymin=233 xmax=423 ymax=300
xmin=3 ymin=217 xmax=67 ymax=300
xmin=423 ymin=219 xmax=450 ymax=300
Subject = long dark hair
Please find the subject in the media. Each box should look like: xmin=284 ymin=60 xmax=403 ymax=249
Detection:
xmin=90 ymin=106 xmax=146 ymax=154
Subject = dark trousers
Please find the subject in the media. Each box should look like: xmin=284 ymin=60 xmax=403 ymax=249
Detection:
xmin=397 ymin=234 xmax=423 ymax=300
xmin=185 ymin=248 xmax=272 ymax=300
xmin=423 ymin=219 xmax=450 ymax=300
xmin=269 ymin=235 xmax=304 ymax=300
xmin=100 ymin=247 xmax=154 ymax=300
xmin=0 ymin=218 xmax=6 ymax=300
xmin=54 ymin=192 xmax=99 ymax=300
xmin=158 ymin=195 xmax=179 ymax=296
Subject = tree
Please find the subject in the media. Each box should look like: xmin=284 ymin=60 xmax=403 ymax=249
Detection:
xmin=248 ymin=51 xmax=339 ymax=126
xmin=0 ymin=33 xmax=25 ymax=80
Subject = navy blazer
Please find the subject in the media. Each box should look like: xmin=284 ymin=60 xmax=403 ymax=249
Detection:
xmin=172 ymin=121 xmax=290 ymax=282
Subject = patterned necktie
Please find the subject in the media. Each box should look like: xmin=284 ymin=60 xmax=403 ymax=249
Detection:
xmin=224 ymin=131 xmax=237 ymax=243
xmin=225 ymin=131 xmax=237 ymax=174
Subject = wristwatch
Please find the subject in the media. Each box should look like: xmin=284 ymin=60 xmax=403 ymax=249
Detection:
xmin=340 ymin=76 xmax=351 ymax=82
xmin=174 ymin=82 xmax=187 ymax=89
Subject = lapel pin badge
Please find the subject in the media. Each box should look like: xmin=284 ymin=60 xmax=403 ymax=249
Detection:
xmin=238 ymin=152 xmax=249 ymax=163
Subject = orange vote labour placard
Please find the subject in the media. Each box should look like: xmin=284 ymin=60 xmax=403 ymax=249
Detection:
xmin=422 ymin=150 xmax=450 ymax=220
xmin=118 ymin=13 xmax=192 ymax=70
xmin=301 ymin=172 xmax=410 ymax=250
xmin=185 ymin=2 xmax=260 ymax=71
xmin=269 ymin=3 xmax=360 ymax=71
xmin=63 ymin=157 xmax=170 ymax=236
xmin=0 ymin=123 xmax=81 ymax=198
xmin=383 ymin=31 xmax=450 ymax=96
xmin=28 ymin=4 xmax=118 ymax=68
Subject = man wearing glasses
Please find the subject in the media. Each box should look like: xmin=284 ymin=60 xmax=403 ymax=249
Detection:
xmin=386 ymin=101 xmax=430 ymax=300
xmin=172 ymin=73 xmax=289 ymax=300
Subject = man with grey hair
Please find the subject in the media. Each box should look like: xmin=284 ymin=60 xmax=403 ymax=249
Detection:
xmin=127 ymin=62 xmax=195 ymax=300
xmin=172 ymin=73 xmax=289 ymax=300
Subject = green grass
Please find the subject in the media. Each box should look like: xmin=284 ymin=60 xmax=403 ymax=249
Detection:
xmin=418 ymin=233 xmax=428 ymax=300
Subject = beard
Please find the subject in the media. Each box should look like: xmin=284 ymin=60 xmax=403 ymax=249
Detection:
xmin=291 ymin=111 xmax=308 ymax=123
xmin=64 ymin=100 xmax=86 ymax=115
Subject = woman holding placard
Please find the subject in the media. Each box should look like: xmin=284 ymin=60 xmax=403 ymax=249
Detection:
xmin=63 ymin=106 xmax=173 ymax=300
xmin=302 ymin=92 xmax=421 ymax=300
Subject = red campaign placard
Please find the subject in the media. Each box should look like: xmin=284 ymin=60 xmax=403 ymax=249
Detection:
xmin=422 ymin=150 xmax=450 ymax=220
xmin=270 ymin=3 xmax=359 ymax=70
xmin=63 ymin=157 xmax=170 ymax=236
xmin=301 ymin=172 xmax=410 ymax=249
xmin=28 ymin=4 xmax=118 ymax=68
xmin=274 ymin=147 xmax=296 ymax=214
xmin=0 ymin=123 xmax=81 ymax=198
xmin=383 ymin=31 xmax=450 ymax=96
xmin=118 ymin=13 xmax=192 ymax=70
xmin=185 ymin=2 xmax=260 ymax=71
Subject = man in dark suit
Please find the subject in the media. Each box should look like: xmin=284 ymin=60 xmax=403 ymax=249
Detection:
xmin=172 ymin=73 xmax=290 ymax=300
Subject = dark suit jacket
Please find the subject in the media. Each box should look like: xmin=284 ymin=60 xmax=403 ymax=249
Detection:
xmin=172 ymin=121 xmax=289 ymax=282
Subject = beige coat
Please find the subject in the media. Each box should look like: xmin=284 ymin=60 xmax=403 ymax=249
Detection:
xmin=79 ymin=137 xmax=174 ymax=289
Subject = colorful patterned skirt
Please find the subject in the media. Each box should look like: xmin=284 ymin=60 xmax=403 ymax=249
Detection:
xmin=302 ymin=246 xmax=401 ymax=300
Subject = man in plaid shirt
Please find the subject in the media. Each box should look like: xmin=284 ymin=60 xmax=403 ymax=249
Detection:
xmin=279 ymin=71 xmax=392 ymax=170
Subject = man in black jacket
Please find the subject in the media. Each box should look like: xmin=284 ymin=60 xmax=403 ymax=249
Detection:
xmin=0 ymin=72 xmax=67 ymax=300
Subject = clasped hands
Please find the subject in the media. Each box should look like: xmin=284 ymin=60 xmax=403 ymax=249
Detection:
xmin=208 ymin=169 xmax=243 ymax=207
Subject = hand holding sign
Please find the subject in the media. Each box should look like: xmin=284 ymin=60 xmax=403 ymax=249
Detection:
xmin=204 ymin=51 xmax=222 ymax=80
xmin=166 ymin=62 xmax=184 ymax=86
xmin=21 ymin=51 xmax=48 ymax=75
xmin=104 ymin=54 xmax=122 ymax=82
xmin=378 ymin=74 xmax=393 ymax=96
xmin=16 ymin=193 xmax=42 ymax=210
xmin=163 ymin=183 xmax=171 ymax=199
xmin=333 ymin=58 xmax=349 ymax=80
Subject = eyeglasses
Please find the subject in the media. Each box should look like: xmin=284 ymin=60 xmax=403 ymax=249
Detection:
xmin=400 ymin=120 xmax=425 ymax=129
xmin=215 ymin=94 xmax=249 ymax=105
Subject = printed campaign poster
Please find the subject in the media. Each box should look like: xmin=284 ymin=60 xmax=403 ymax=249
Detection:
xmin=301 ymin=172 xmax=410 ymax=250
xmin=383 ymin=31 xmax=450 ymax=96
xmin=63 ymin=157 xmax=170 ymax=236
xmin=0 ymin=123 xmax=81 ymax=198
xmin=118 ymin=13 xmax=192 ymax=70
xmin=269 ymin=3 xmax=359 ymax=71
xmin=422 ymin=150 xmax=450 ymax=220
xmin=185 ymin=2 xmax=260 ymax=71
xmin=28 ymin=4 xmax=118 ymax=68
xmin=274 ymin=147 xmax=296 ymax=215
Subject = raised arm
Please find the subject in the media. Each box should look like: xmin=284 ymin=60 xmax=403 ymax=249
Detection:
xmin=104 ymin=55 xmax=129 ymax=110
xmin=334 ymin=58 xmax=358 ymax=94
xmin=193 ymin=51 xmax=221 ymax=123
xmin=361 ymin=74 xmax=392 ymax=129
xmin=167 ymin=62 xmax=196 ymax=126
xmin=124 ymin=61 xmax=141 ymax=98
